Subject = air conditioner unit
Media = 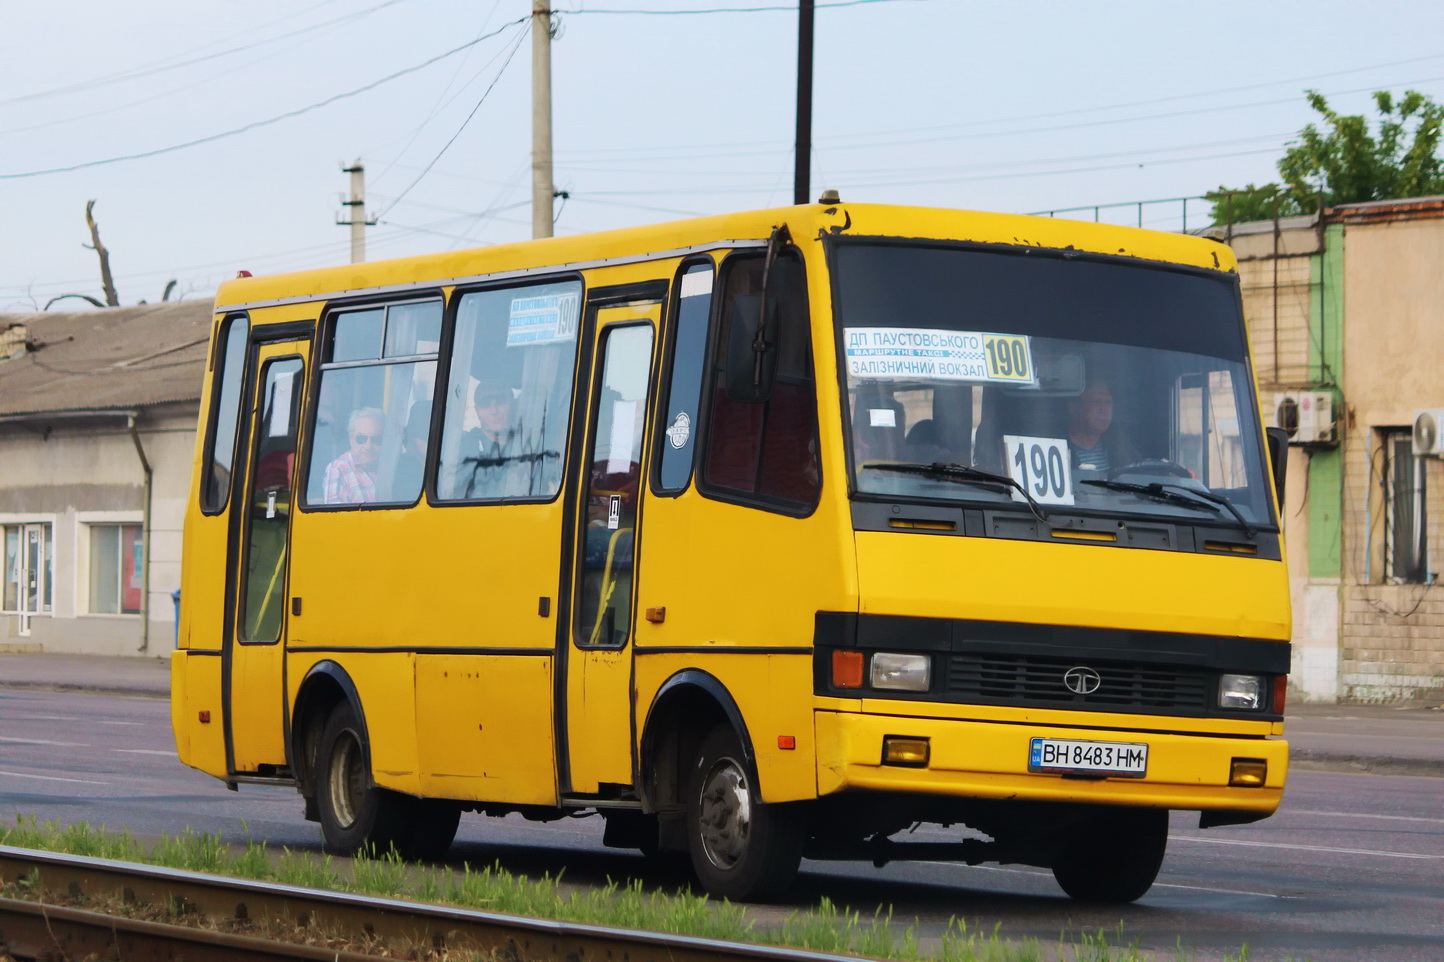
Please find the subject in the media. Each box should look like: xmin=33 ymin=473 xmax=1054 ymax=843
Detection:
xmin=1272 ymin=391 xmax=1336 ymax=445
xmin=1412 ymin=409 xmax=1444 ymax=456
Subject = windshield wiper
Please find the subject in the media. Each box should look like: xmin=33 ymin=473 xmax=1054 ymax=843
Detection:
xmin=1080 ymin=479 xmax=1256 ymax=537
xmin=862 ymin=461 xmax=1050 ymax=525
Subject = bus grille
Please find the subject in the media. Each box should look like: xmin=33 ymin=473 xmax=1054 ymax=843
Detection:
xmin=946 ymin=653 xmax=1211 ymax=711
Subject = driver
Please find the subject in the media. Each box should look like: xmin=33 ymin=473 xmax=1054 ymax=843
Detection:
xmin=1067 ymin=379 xmax=1137 ymax=477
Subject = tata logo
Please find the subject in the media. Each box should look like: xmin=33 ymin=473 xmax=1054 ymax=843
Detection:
xmin=1063 ymin=666 xmax=1102 ymax=695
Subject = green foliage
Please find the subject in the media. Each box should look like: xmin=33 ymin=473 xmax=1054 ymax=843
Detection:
xmin=1209 ymin=89 xmax=1444 ymax=225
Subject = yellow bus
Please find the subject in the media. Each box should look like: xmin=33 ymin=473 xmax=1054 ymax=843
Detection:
xmin=172 ymin=201 xmax=1291 ymax=903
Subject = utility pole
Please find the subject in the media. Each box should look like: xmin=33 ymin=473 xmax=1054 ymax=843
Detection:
xmin=531 ymin=1 xmax=554 ymax=239
xmin=338 ymin=159 xmax=375 ymax=263
xmin=793 ymin=0 xmax=814 ymax=205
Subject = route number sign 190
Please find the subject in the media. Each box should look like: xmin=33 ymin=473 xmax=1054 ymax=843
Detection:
xmin=1003 ymin=435 xmax=1075 ymax=506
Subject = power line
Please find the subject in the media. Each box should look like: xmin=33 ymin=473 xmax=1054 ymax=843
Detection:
xmin=0 ymin=0 xmax=411 ymax=108
xmin=552 ymin=54 xmax=1444 ymax=160
xmin=0 ymin=17 xmax=528 ymax=181
xmin=374 ymin=23 xmax=530 ymax=218
xmin=562 ymin=0 xmax=924 ymax=13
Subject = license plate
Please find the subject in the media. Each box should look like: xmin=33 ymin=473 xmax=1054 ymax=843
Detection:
xmin=1029 ymin=737 xmax=1148 ymax=777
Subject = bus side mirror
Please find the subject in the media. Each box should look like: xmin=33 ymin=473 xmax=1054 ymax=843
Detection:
xmin=725 ymin=293 xmax=778 ymax=404
xmin=1266 ymin=427 xmax=1288 ymax=512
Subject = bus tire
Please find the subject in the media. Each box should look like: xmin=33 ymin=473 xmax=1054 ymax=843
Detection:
xmin=686 ymin=725 xmax=803 ymax=902
xmin=404 ymin=800 xmax=462 ymax=861
xmin=316 ymin=701 xmax=410 ymax=856
xmin=1051 ymin=807 xmax=1167 ymax=903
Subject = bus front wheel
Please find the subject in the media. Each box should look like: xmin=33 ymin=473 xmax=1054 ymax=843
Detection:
xmin=685 ymin=726 xmax=803 ymax=902
xmin=316 ymin=702 xmax=413 ymax=856
xmin=1051 ymin=807 xmax=1167 ymax=903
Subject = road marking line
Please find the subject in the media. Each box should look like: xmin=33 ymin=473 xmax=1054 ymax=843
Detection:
xmin=0 ymin=736 xmax=86 ymax=747
xmin=1169 ymin=834 xmax=1441 ymax=860
xmin=99 ymin=721 xmax=143 ymax=727
xmin=113 ymin=749 xmax=173 ymax=756
xmin=0 ymin=770 xmax=107 ymax=785
xmin=1283 ymin=809 xmax=1444 ymax=825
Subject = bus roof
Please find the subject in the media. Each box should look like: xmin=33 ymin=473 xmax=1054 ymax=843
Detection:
xmin=213 ymin=203 xmax=1236 ymax=313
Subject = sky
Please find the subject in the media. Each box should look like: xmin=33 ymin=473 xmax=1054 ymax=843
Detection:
xmin=2 ymin=0 xmax=1442 ymax=310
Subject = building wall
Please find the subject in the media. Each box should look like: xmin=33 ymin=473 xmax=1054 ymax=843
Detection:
xmin=0 ymin=406 xmax=196 ymax=657
xmin=1337 ymin=215 xmax=1444 ymax=701
xmin=1230 ymin=219 xmax=1343 ymax=701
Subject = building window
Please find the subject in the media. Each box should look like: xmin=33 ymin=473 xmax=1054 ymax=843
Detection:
xmin=1383 ymin=429 xmax=1428 ymax=583
xmin=89 ymin=523 xmax=143 ymax=615
xmin=2 ymin=523 xmax=53 ymax=615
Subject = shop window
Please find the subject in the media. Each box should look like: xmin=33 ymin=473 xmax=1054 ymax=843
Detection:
xmin=2 ymin=523 xmax=53 ymax=615
xmin=89 ymin=523 xmax=143 ymax=615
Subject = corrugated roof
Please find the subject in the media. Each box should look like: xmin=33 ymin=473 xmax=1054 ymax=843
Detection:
xmin=0 ymin=301 xmax=213 ymax=417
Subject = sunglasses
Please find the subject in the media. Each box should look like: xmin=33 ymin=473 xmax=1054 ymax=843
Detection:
xmin=352 ymin=433 xmax=383 ymax=445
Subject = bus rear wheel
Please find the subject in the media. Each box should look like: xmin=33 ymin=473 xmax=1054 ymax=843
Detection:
xmin=316 ymin=702 xmax=460 ymax=859
xmin=685 ymin=726 xmax=803 ymax=902
xmin=1050 ymin=807 xmax=1167 ymax=903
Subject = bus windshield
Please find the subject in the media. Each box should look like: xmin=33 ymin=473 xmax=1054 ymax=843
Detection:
xmin=834 ymin=242 xmax=1276 ymax=530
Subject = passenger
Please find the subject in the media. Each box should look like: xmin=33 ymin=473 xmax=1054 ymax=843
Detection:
xmin=452 ymin=382 xmax=524 ymax=499
xmin=322 ymin=407 xmax=384 ymax=504
xmin=391 ymin=400 xmax=432 ymax=501
xmin=1067 ymin=380 xmax=1137 ymax=477
xmin=464 ymin=383 xmax=516 ymax=460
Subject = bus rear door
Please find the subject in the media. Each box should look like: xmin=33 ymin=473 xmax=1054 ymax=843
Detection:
xmin=562 ymin=300 xmax=660 ymax=795
xmin=224 ymin=337 xmax=309 ymax=775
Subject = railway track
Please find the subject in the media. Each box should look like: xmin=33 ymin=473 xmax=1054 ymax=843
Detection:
xmin=0 ymin=844 xmax=860 ymax=962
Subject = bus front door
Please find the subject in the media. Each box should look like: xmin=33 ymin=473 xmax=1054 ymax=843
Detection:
xmin=563 ymin=309 xmax=658 ymax=795
xmin=224 ymin=338 xmax=309 ymax=775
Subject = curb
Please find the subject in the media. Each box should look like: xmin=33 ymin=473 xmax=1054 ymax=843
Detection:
xmin=1290 ymin=751 xmax=1442 ymax=778
xmin=0 ymin=681 xmax=168 ymax=700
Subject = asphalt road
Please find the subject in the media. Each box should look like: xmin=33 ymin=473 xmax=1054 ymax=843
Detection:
xmin=0 ymin=687 xmax=1440 ymax=962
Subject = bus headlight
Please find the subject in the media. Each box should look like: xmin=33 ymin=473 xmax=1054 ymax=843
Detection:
xmin=1219 ymin=673 xmax=1263 ymax=710
xmin=871 ymin=653 xmax=931 ymax=692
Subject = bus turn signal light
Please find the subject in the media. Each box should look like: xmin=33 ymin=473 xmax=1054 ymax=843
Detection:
xmin=1230 ymin=758 xmax=1267 ymax=787
xmin=882 ymin=736 xmax=929 ymax=767
xmin=1274 ymin=675 xmax=1288 ymax=713
xmin=832 ymin=650 xmax=864 ymax=688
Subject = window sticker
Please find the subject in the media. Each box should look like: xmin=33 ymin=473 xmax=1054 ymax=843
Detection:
xmin=845 ymin=327 xmax=1034 ymax=383
xmin=665 ymin=411 xmax=692 ymax=449
xmin=507 ymin=292 xmax=580 ymax=346
xmin=1003 ymin=434 xmax=1075 ymax=506
xmin=868 ymin=408 xmax=896 ymax=427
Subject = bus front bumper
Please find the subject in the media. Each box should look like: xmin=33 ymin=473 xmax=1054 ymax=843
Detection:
xmin=815 ymin=709 xmax=1287 ymax=814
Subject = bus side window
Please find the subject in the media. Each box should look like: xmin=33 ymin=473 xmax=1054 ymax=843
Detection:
xmin=434 ymin=279 xmax=582 ymax=502
xmin=303 ymin=300 xmax=441 ymax=508
xmin=654 ymin=260 xmax=713 ymax=494
xmin=201 ymin=314 xmax=249 ymax=512
xmin=700 ymin=252 xmax=821 ymax=511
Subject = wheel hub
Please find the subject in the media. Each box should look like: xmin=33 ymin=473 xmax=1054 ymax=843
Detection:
xmin=698 ymin=757 xmax=751 ymax=869
xmin=327 ymin=731 xmax=366 ymax=829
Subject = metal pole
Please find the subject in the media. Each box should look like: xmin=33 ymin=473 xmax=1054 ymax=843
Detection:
xmin=532 ymin=1 xmax=554 ymax=238
xmin=793 ymin=0 xmax=814 ymax=205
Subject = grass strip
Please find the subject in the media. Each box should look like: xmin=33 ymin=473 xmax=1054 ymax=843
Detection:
xmin=0 ymin=814 xmax=1241 ymax=962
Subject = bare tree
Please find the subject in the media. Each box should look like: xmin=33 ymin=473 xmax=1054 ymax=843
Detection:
xmin=83 ymin=200 xmax=120 ymax=307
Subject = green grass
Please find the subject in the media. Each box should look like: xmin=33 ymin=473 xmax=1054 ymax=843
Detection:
xmin=0 ymin=814 xmax=1241 ymax=962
